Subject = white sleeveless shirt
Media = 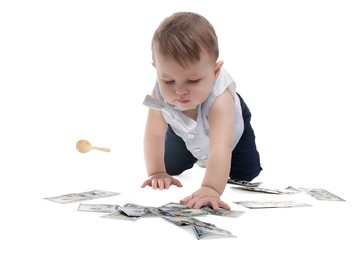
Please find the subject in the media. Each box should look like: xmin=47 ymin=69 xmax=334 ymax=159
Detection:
xmin=143 ymin=68 xmax=244 ymax=166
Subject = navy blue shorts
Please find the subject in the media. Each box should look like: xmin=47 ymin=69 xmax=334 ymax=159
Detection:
xmin=164 ymin=93 xmax=262 ymax=182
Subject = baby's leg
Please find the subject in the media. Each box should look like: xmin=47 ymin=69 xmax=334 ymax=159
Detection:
xmin=230 ymin=95 xmax=263 ymax=181
xmin=164 ymin=125 xmax=197 ymax=175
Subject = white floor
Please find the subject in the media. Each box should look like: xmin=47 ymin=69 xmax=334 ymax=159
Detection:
xmin=1 ymin=1 xmax=363 ymax=259
xmin=4 ymin=162 xmax=363 ymax=260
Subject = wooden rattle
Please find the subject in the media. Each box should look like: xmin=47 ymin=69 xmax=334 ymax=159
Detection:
xmin=76 ymin=139 xmax=111 ymax=153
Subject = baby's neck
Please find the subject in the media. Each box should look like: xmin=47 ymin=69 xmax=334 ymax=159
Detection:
xmin=183 ymin=107 xmax=198 ymax=121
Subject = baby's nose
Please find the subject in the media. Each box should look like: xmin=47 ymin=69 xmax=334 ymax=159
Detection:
xmin=175 ymin=85 xmax=188 ymax=95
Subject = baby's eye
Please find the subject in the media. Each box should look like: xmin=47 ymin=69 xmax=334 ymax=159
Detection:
xmin=165 ymin=80 xmax=175 ymax=85
xmin=187 ymin=79 xmax=200 ymax=84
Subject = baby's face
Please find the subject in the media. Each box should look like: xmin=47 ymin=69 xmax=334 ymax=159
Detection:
xmin=153 ymin=52 xmax=221 ymax=111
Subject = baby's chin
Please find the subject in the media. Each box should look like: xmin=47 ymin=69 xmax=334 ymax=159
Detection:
xmin=174 ymin=104 xmax=198 ymax=112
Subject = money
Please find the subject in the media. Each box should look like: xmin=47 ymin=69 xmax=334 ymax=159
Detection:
xmin=118 ymin=207 xmax=151 ymax=217
xmin=228 ymin=179 xmax=301 ymax=195
xmin=227 ymin=178 xmax=262 ymax=187
xmin=163 ymin=216 xmax=236 ymax=239
xmin=298 ymin=187 xmax=345 ymax=201
xmin=101 ymin=209 xmax=141 ymax=221
xmin=230 ymin=185 xmax=285 ymax=194
xmin=122 ymin=203 xmax=166 ymax=217
xmin=159 ymin=202 xmax=208 ymax=217
xmin=99 ymin=202 xmax=246 ymax=222
xmin=201 ymin=206 xmax=245 ymax=218
xmin=234 ymin=200 xmax=312 ymax=209
xmin=80 ymin=201 xmax=241 ymax=238
xmin=44 ymin=190 xmax=120 ymax=204
xmin=102 ymin=203 xmax=167 ymax=220
xmin=77 ymin=203 xmax=120 ymax=213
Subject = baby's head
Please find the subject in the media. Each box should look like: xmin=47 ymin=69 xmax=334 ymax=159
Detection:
xmin=152 ymin=12 xmax=219 ymax=68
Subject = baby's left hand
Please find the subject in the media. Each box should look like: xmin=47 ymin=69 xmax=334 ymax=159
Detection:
xmin=180 ymin=187 xmax=231 ymax=210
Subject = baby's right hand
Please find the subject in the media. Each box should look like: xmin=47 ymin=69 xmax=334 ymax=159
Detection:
xmin=141 ymin=172 xmax=183 ymax=190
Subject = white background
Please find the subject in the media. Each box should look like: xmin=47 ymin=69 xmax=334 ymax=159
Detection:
xmin=1 ymin=0 xmax=363 ymax=259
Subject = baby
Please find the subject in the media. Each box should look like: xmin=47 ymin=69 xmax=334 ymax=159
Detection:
xmin=141 ymin=12 xmax=262 ymax=210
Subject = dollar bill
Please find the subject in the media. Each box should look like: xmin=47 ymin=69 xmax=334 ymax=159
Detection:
xmin=159 ymin=202 xmax=246 ymax=218
xmin=227 ymin=178 xmax=262 ymax=187
xmin=121 ymin=203 xmax=167 ymax=217
xmin=298 ymin=187 xmax=345 ymax=201
xmin=159 ymin=202 xmax=189 ymax=209
xmin=163 ymin=216 xmax=236 ymax=239
xmin=98 ymin=201 xmax=246 ymax=226
xmin=101 ymin=209 xmax=141 ymax=221
xmin=44 ymin=190 xmax=120 ymax=204
xmin=234 ymin=200 xmax=312 ymax=209
xmin=190 ymin=223 xmax=236 ymax=239
xmin=201 ymin=206 xmax=245 ymax=218
xmin=162 ymin=208 xmax=208 ymax=217
xmin=77 ymin=203 xmax=120 ymax=213
xmin=100 ymin=203 xmax=169 ymax=220
xmin=159 ymin=202 xmax=208 ymax=217
xmin=118 ymin=207 xmax=151 ymax=217
xmin=230 ymin=185 xmax=289 ymax=194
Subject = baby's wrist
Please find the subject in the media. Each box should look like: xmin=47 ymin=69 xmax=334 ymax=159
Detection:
xmin=148 ymin=171 xmax=166 ymax=177
xmin=201 ymin=185 xmax=221 ymax=195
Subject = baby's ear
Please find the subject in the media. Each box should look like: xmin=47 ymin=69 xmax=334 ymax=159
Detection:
xmin=214 ymin=60 xmax=224 ymax=80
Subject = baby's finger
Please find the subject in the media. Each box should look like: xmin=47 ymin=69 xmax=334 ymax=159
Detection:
xmin=151 ymin=179 xmax=159 ymax=190
xmin=171 ymin=178 xmax=183 ymax=187
xmin=218 ymin=201 xmax=231 ymax=210
xmin=208 ymin=200 xmax=220 ymax=210
xmin=140 ymin=180 xmax=151 ymax=188
xmin=180 ymin=194 xmax=193 ymax=205
xmin=163 ymin=178 xmax=171 ymax=189
xmin=186 ymin=197 xmax=202 ymax=209
xmin=157 ymin=179 xmax=165 ymax=190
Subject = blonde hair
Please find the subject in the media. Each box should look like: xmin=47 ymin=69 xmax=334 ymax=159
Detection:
xmin=152 ymin=12 xmax=219 ymax=68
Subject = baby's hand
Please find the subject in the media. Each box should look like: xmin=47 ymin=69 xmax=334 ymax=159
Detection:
xmin=141 ymin=172 xmax=183 ymax=190
xmin=180 ymin=187 xmax=231 ymax=210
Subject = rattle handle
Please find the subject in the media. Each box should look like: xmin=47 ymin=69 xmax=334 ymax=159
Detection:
xmin=92 ymin=147 xmax=111 ymax=152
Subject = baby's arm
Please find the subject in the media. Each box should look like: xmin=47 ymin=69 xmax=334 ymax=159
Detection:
xmin=181 ymin=89 xmax=234 ymax=209
xmin=143 ymin=107 xmax=167 ymax=176
xmin=142 ymin=91 xmax=182 ymax=190
xmin=202 ymin=89 xmax=234 ymax=194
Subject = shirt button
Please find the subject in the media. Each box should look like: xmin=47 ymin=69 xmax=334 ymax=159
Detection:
xmin=187 ymin=133 xmax=194 ymax=139
xmin=193 ymin=148 xmax=201 ymax=153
